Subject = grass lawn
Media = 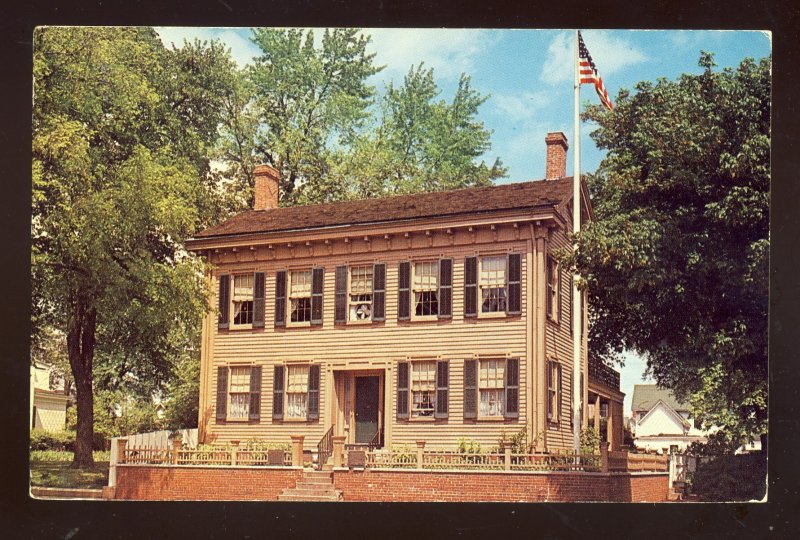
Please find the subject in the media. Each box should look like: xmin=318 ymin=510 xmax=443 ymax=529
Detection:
xmin=30 ymin=451 xmax=110 ymax=489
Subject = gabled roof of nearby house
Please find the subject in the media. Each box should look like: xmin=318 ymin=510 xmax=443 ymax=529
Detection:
xmin=631 ymin=384 xmax=689 ymax=413
xmin=193 ymin=177 xmax=586 ymax=240
xmin=637 ymin=399 xmax=690 ymax=431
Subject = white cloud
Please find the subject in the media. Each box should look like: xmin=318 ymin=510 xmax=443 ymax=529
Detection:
xmin=492 ymin=90 xmax=552 ymax=120
xmin=540 ymin=30 xmax=647 ymax=85
xmin=155 ymin=27 xmax=260 ymax=67
xmin=361 ymin=28 xmax=498 ymax=84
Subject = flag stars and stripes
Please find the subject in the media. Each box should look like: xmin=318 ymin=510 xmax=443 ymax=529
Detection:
xmin=578 ymin=31 xmax=614 ymax=111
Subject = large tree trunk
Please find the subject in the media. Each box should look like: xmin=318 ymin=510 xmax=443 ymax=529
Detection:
xmin=67 ymin=297 xmax=96 ymax=468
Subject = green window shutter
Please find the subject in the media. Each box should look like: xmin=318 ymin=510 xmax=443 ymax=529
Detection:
xmin=274 ymin=271 xmax=286 ymax=328
xmin=507 ymin=254 xmax=521 ymax=315
xmin=334 ymin=266 xmax=347 ymax=324
xmin=253 ymin=272 xmax=266 ymax=328
xmin=272 ymin=365 xmax=284 ymax=421
xmin=311 ymin=267 xmax=324 ymax=326
xmin=464 ymin=257 xmax=478 ymax=318
xmin=435 ymin=360 xmax=449 ymax=418
xmin=218 ymin=275 xmax=230 ymax=330
xmin=438 ymin=258 xmax=453 ymax=319
xmin=307 ymin=364 xmax=320 ymax=420
xmin=373 ymin=263 xmax=386 ymax=321
xmin=215 ymin=366 xmax=228 ymax=422
xmin=505 ymin=358 xmax=519 ymax=419
xmin=396 ymin=362 xmax=409 ymax=419
xmin=249 ymin=366 xmax=262 ymax=421
xmin=546 ymin=257 xmax=554 ymax=318
xmin=398 ymin=262 xmax=411 ymax=321
xmin=463 ymin=359 xmax=477 ymax=419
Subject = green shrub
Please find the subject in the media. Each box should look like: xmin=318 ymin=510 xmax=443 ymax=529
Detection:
xmin=30 ymin=429 xmax=109 ymax=452
xmin=690 ymin=452 xmax=767 ymax=501
xmin=30 ymin=450 xmax=110 ymax=462
xmin=30 ymin=429 xmax=75 ymax=451
xmin=456 ymin=438 xmax=482 ymax=454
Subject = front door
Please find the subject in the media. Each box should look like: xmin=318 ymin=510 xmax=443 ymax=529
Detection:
xmin=354 ymin=376 xmax=379 ymax=444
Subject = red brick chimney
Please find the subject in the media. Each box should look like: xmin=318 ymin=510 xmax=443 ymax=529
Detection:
xmin=253 ymin=164 xmax=280 ymax=210
xmin=545 ymin=132 xmax=569 ymax=180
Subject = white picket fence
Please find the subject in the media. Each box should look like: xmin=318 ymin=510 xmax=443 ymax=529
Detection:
xmin=109 ymin=429 xmax=198 ymax=487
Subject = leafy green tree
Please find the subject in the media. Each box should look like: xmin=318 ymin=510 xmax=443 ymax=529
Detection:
xmin=570 ymin=53 xmax=769 ymax=452
xmin=234 ymin=30 xmax=505 ymax=206
xmin=32 ymin=27 xmax=237 ymax=467
xmin=325 ymin=64 xmax=506 ymax=202
xmin=161 ymin=350 xmax=201 ymax=430
xmin=247 ymin=28 xmax=381 ymax=205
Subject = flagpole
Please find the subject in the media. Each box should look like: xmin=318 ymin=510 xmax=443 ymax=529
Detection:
xmin=572 ymin=29 xmax=583 ymax=454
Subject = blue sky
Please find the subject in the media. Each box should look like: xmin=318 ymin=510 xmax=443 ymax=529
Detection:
xmin=156 ymin=28 xmax=771 ymax=414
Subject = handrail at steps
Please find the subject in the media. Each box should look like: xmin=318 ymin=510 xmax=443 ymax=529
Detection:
xmin=317 ymin=425 xmax=335 ymax=470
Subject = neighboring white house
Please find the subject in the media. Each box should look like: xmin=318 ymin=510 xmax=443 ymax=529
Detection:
xmin=30 ymin=363 xmax=70 ymax=432
xmin=630 ymin=384 xmax=708 ymax=453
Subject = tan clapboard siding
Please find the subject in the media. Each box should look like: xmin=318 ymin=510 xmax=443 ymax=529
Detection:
xmin=204 ymin=237 xmax=532 ymax=450
xmin=544 ymin=225 xmax=581 ymax=450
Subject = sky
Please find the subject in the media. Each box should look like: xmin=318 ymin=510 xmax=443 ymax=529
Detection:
xmin=156 ymin=28 xmax=771 ymax=415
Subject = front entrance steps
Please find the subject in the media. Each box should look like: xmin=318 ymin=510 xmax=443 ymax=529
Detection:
xmin=277 ymin=470 xmax=343 ymax=502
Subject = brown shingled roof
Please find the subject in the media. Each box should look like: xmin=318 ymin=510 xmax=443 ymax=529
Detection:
xmin=194 ymin=177 xmax=575 ymax=239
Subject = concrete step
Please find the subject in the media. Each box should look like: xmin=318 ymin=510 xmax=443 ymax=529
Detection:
xmin=302 ymin=470 xmax=333 ymax=478
xmin=297 ymin=478 xmax=335 ymax=486
xmin=277 ymin=493 xmax=342 ymax=502
xmin=286 ymin=487 xmax=339 ymax=497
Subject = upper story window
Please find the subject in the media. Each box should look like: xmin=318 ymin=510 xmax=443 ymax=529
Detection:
xmin=232 ymin=274 xmax=254 ymax=326
xmin=546 ymin=256 xmax=560 ymax=322
xmin=349 ymin=265 xmax=374 ymax=321
xmin=289 ymin=270 xmax=313 ymax=323
xmin=411 ymin=361 xmax=436 ymax=417
xmin=413 ymin=261 xmax=439 ymax=317
xmin=480 ymin=256 xmax=507 ymax=313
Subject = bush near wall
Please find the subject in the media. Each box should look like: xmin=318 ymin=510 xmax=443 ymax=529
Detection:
xmin=30 ymin=429 xmax=108 ymax=452
xmin=690 ymin=451 xmax=767 ymax=501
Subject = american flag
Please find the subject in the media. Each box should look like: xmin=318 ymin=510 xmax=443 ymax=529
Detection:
xmin=578 ymin=31 xmax=613 ymax=111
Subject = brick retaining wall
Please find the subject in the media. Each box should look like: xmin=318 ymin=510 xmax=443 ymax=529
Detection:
xmin=113 ymin=465 xmax=668 ymax=502
xmin=114 ymin=465 xmax=303 ymax=501
xmin=332 ymin=469 xmax=669 ymax=502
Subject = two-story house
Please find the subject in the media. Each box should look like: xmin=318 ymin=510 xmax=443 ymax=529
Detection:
xmin=186 ymin=132 xmax=624 ymax=455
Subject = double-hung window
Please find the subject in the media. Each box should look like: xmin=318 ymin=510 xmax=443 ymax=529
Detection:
xmin=289 ymin=270 xmax=313 ymax=323
xmin=480 ymin=256 xmax=507 ymax=313
xmin=286 ymin=365 xmax=310 ymax=419
xmin=228 ymin=366 xmax=251 ymax=419
xmin=349 ymin=265 xmax=373 ymax=321
xmin=547 ymin=360 xmax=562 ymax=422
xmin=478 ymin=358 xmax=505 ymax=417
xmin=413 ymin=261 xmax=438 ymax=317
xmin=546 ymin=256 xmax=560 ymax=322
xmin=232 ymin=274 xmax=254 ymax=326
xmin=410 ymin=361 xmax=436 ymax=417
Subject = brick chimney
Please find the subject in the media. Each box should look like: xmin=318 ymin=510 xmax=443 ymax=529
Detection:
xmin=545 ymin=132 xmax=569 ymax=180
xmin=253 ymin=164 xmax=280 ymax=210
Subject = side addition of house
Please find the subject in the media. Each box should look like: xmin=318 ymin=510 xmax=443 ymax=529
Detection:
xmin=186 ymin=132 xmax=625 ymax=456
